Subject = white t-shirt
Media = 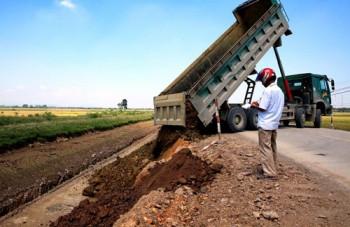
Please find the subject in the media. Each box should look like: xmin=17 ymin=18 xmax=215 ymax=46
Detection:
xmin=258 ymin=82 xmax=285 ymax=130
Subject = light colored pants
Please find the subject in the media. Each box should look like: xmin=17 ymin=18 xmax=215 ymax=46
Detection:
xmin=258 ymin=128 xmax=278 ymax=177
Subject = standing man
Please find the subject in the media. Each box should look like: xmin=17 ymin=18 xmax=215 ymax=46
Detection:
xmin=251 ymin=68 xmax=284 ymax=180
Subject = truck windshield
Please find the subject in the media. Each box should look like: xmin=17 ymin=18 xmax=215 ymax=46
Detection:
xmin=293 ymin=82 xmax=302 ymax=87
xmin=288 ymin=80 xmax=302 ymax=88
xmin=320 ymin=80 xmax=327 ymax=90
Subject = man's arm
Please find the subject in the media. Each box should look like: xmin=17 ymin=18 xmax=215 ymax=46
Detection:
xmin=251 ymin=101 xmax=266 ymax=112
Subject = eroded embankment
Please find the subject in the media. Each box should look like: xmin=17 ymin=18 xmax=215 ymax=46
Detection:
xmin=0 ymin=121 xmax=157 ymax=218
xmin=51 ymin=126 xmax=221 ymax=226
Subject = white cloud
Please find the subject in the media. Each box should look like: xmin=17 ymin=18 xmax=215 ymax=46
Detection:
xmin=39 ymin=85 xmax=47 ymax=90
xmin=59 ymin=0 xmax=76 ymax=10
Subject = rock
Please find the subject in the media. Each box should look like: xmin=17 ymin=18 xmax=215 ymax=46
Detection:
xmin=177 ymin=177 xmax=187 ymax=184
xmin=265 ymin=185 xmax=272 ymax=190
xmin=254 ymin=198 xmax=261 ymax=203
xmin=154 ymin=203 xmax=162 ymax=209
xmin=166 ymin=218 xmax=178 ymax=227
xmin=252 ymin=211 xmax=260 ymax=218
xmin=141 ymin=158 xmax=149 ymax=165
xmin=175 ymin=186 xmax=194 ymax=196
xmin=237 ymin=173 xmax=244 ymax=181
xmin=221 ymin=198 xmax=228 ymax=203
xmin=82 ymin=186 xmax=95 ymax=197
xmin=262 ymin=211 xmax=279 ymax=220
xmin=255 ymin=202 xmax=263 ymax=209
xmin=266 ymin=195 xmax=273 ymax=200
xmin=200 ymin=186 xmax=209 ymax=193
xmin=179 ymin=205 xmax=187 ymax=211
xmin=189 ymin=175 xmax=196 ymax=180
xmin=210 ymin=163 xmax=223 ymax=172
xmin=242 ymin=171 xmax=252 ymax=176
xmin=207 ymin=218 xmax=216 ymax=223
xmin=134 ymin=161 xmax=158 ymax=186
xmin=143 ymin=216 xmax=153 ymax=224
xmin=183 ymin=186 xmax=194 ymax=196
xmin=175 ymin=187 xmax=185 ymax=195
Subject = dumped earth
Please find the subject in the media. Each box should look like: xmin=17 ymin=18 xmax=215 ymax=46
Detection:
xmin=51 ymin=125 xmax=210 ymax=226
xmin=1 ymin=121 xmax=350 ymax=226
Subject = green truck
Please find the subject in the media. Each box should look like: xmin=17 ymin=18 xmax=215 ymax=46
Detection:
xmin=277 ymin=73 xmax=335 ymax=128
xmin=153 ymin=0 xmax=334 ymax=131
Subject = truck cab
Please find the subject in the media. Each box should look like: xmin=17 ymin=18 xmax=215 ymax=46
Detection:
xmin=277 ymin=73 xmax=334 ymax=116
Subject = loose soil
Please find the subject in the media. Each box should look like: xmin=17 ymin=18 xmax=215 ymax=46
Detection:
xmin=0 ymin=121 xmax=158 ymax=217
xmin=1 ymin=122 xmax=350 ymax=226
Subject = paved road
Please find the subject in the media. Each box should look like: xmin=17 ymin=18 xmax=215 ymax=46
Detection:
xmin=240 ymin=127 xmax=350 ymax=189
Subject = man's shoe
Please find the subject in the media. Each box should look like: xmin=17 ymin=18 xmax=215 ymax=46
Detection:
xmin=257 ymin=174 xmax=277 ymax=181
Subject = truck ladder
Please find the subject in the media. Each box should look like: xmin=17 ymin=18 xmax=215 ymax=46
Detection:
xmin=243 ymin=77 xmax=256 ymax=104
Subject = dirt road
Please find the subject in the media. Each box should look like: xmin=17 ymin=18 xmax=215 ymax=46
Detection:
xmin=1 ymin=124 xmax=350 ymax=226
xmin=0 ymin=121 xmax=158 ymax=218
xmin=0 ymin=132 xmax=158 ymax=226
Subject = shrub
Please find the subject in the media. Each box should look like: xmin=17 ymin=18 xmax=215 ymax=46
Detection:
xmin=42 ymin=112 xmax=56 ymax=120
xmin=87 ymin=113 xmax=102 ymax=118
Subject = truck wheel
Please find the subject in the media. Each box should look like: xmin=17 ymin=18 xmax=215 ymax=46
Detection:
xmin=226 ymin=107 xmax=247 ymax=132
xmin=295 ymin=108 xmax=305 ymax=128
xmin=314 ymin=109 xmax=322 ymax=128
xmin=247 ymin=108 xmax=258 ymax=130
xmin=283 ymin=120 xmax=290 ymax=127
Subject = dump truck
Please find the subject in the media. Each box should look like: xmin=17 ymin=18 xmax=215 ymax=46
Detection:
xmin=153 ymin=0 xmax=333 ymax=131
xmin=277 ymin=73 xmax=334 ymax=128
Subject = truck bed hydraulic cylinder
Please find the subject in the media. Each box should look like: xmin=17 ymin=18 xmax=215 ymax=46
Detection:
xmin=273 ymin=46 xmax=293 ymax=101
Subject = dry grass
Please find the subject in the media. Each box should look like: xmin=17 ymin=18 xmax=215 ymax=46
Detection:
xmin=322 ymin=112 xmax=350 ymax=131
xmin=0 ymin=108 xmax=103 ymax=117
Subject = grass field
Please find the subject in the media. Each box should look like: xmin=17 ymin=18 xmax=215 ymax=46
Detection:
xmin=321 ymin=112 xmax=350 ymax=131
xmin=0 ymin=108 xmax=109 ymax=117
xmin=0 ymin=108 xmax=154 ymax=152
xmin=1 ymin=108 xmax=348 ymax=152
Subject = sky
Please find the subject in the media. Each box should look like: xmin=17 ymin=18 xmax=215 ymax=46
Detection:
xmin=1 ymin=0 xmax=349 ymax=108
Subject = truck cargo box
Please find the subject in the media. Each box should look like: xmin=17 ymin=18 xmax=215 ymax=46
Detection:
xmin=154 ymin=0 xmax=290 ymax=127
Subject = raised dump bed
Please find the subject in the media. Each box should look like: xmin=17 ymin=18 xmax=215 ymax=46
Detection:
xmin=154 ymin=0 xmax=290 ymax=128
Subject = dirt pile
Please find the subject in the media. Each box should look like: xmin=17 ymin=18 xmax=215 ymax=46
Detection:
xmin=114 ymin=133 xmax=350 ymax=226
xmin=51 ymin=146 xmax=222 ymax=226
xmin=153 ymin=125 xmax=203 ymax=158
xmin=2 ymin=122 xmax=350 ymax=226
xmin=54 ymin=131 xmax=350 ymax=226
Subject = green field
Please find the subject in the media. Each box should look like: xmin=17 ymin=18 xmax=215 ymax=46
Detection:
xmin=0 ymin=108 xmax=154 ymax=152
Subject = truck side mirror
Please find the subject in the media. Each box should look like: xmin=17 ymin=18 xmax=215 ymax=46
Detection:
xmin=331 ymin=79 xmax=335 ymax=91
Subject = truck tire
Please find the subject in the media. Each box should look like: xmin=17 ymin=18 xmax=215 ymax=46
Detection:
xmin=226 ymin=107 xmax=247 ymax=132
xmin=247 ymin=108 xmax=258 ymax=130
xmin=283 ymin=120 xmax=290 ymax=127
xmin=295 ymin=108 xmax=305 ymax=128
xmin=314 ymin=109 xmax=322 ymax=128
